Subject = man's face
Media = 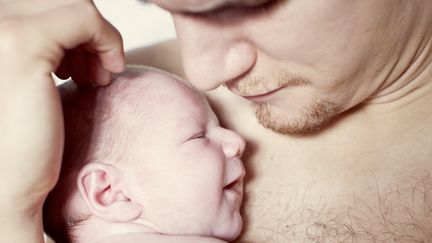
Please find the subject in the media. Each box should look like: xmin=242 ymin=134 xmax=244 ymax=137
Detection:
xmin=122 ymin=74 xmax=246 ymax=241
xmin=151 ymin=0 xmax=421 ymax=134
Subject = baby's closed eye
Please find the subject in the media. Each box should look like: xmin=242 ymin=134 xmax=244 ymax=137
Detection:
xmin=189 ymin=131 xmax=206 ymax=140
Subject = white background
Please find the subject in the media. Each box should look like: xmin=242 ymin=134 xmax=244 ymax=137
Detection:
xmin=94 ymin=0 xmax=177 ymax=50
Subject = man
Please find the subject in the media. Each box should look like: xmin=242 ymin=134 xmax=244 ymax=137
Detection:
xmin=1 ymin=0 xmax=432 ymax=242
xmin=131 ymin=0 xmax=432 ymax=242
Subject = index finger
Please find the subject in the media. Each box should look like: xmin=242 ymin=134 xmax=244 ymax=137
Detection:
xmin=35 ymin=1 xmax=125 ymax=77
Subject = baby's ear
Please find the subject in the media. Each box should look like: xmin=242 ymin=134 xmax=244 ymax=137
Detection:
xmin=77 ymin=162 xmax=142 ymax=222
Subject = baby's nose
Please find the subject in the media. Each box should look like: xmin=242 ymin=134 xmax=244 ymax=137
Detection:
xmin=222 ymin=129 xmax=246 ymax=158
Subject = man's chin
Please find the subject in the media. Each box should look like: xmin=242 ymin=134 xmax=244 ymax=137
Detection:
xmin=255 ymin=100 xmax=339 ymax=136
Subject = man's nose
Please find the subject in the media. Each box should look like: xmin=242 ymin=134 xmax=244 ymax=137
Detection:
xmin=173 ymin=14 xmax=257 ymax=90
xmin=221 ymin=129 xmax=246 ymax=158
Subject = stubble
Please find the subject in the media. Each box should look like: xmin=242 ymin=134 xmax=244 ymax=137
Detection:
xmin=255 ymin=99 xmax=338 ymax=135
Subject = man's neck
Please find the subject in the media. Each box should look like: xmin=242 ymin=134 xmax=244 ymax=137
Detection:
xmin=341 ymin=59 xmax=432 ymax=148
xmin=366 ymin=31 xmax=432 ymax=104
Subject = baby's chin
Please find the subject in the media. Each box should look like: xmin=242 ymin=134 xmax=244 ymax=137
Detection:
xmin=211 ymin=211 xmax=243 ymax=241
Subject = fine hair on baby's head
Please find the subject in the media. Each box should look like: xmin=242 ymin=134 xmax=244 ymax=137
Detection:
xmin=44 ymin=65 xmax=246 ymax=243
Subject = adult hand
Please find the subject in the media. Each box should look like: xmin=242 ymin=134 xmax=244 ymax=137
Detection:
xmin=0 ymin=0 xmax=124 ymax=242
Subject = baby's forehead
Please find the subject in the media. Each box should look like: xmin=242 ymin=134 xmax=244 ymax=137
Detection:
xmin=109 ymin=67 xmax=211 ymax=130
xmin=106 ymin=68 xmax=214 ymax=154
xmin=113 ymin=68 xmax=205 ymax=109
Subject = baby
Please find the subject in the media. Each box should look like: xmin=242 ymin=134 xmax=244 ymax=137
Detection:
xmin=43 ymin=66 xmax=246 ymax=243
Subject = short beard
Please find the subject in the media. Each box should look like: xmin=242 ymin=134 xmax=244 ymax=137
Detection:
xmin=255 ymin=100 xmax=339 ymax=135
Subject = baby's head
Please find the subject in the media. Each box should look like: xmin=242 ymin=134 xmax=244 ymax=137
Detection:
xmin=44 ymin=66 xmax=246 ymax=243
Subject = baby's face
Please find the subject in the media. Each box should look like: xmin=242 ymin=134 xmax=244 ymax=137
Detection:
xmin=120 ymin=72 xmax=246 ymax=240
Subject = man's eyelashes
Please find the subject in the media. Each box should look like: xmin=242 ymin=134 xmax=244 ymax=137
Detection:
xmin=183 ymin=0 xmax=281 ymax=21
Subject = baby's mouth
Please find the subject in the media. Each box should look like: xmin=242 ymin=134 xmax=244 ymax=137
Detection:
xmin=224 ymin=179 xmax=240 ymax=191
xmin=223 ymin=177 xmax=243 ymax=196
xmin=223 ymin=157 xmax=245 ymax=197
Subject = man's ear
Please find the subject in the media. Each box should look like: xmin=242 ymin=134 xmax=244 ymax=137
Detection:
xmin=77 ymin=162 xmax=142 ymax=222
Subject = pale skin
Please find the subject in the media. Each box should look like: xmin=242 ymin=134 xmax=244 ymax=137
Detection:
xmin=1 ymin=0 xmax=432 ymax=243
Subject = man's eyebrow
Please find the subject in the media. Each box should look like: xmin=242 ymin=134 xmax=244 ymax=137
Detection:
xmin=137 ymin=0 xmax=150 ymax=4
xmin=185 ymin=0 xmax=275 ymax=15
xmin=137 ymin=0 xmax=241 ymax=14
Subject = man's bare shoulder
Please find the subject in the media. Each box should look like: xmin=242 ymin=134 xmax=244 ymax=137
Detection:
xmin=96 ymin=233 xmax=227 ymax=243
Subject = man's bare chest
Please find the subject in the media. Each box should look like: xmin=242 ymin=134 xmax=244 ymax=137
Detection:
xmin=235 ymin=142 xmax=432 ymax=243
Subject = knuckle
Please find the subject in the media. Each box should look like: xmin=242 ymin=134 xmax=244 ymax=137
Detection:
xmin=76 ymin=1 xmax=106 ymax=34
xmin=79 ymin=1 xmax=103 ymax=22
xmin=108 ymin=24 xmax=123 ymax=46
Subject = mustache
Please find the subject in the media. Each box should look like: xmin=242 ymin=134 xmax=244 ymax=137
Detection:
xmin=231 ymin=72 xmax=309 ymax=95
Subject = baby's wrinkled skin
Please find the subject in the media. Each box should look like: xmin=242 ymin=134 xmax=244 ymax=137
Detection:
xmin=43 ymin=66 xmax=246 ymax=243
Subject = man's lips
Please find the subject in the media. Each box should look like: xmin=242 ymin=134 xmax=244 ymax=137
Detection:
xmin=239 ymin=85 xmax=286 ymax=103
